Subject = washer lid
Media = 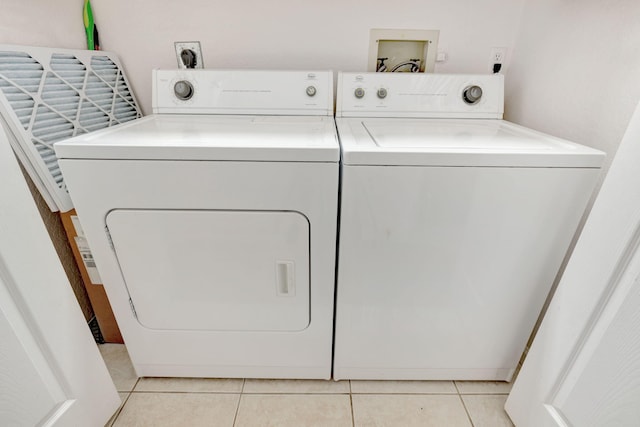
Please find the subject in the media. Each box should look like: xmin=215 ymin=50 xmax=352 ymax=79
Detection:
xmin=54 ymin=114 xmax=339 ymax=162
xmin=337 ymin=118 xmax=605 ymax=167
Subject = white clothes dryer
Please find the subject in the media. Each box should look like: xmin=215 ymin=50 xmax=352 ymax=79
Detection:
xmin=55 ymin=70 xmax=339 ymax=379
xmin=333 ymin=72 xmax=605 ymax=381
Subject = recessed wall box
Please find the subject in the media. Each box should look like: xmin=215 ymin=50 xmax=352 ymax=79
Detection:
xmin=175 ymin=41 xmax=204 ymax=69
xmin=369 ymin=29 xmax=439 ymax=73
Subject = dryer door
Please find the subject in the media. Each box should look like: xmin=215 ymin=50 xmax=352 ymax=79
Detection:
xmin=105 ymin=209 xmax=310 ymax=332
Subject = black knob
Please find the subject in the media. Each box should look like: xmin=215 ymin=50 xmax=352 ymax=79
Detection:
xmin=463 ymin=85 xmax=483 ymax=105
xmin=174 ymin=80 xmax=194 ymax=101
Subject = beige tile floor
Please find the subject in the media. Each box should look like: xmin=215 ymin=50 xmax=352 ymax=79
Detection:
xmin=100 ymin=344 xmax=514 ymax=427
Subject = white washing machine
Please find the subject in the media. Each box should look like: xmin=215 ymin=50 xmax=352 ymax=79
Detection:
xmin=55 ymin=70 xmax=339 ymax=379
xmin=333 ymin=72 xmax=605 ymax=381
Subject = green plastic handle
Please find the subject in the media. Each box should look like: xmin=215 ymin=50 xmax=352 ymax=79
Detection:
xmin=83 ymin=0 xmax=95 ymax=50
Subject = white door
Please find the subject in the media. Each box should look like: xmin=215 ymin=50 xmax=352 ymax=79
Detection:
xmin=0 ymin=126 xmax=120 ymax=426
xmin=505 ymin=101 xmax=640 ymax=426
xmin=106 ymin=209 xmax=310 ymax=332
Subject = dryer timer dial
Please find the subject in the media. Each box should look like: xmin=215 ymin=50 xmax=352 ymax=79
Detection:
xmin=174 ymin=80 xmax=194 ymax=101
xmin=462 ymin=85 xmax=483 ymax=105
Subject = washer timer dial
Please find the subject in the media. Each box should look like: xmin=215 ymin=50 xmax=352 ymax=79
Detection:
xmin=462 ymin=85 xmax=483 ymax=105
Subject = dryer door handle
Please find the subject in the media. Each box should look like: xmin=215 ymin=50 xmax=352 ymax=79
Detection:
xmin=276 ymin=261 xmax=295 ymax=297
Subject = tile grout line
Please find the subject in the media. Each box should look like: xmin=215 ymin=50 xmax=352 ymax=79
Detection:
xmin=109 ymin=392 xmax=130 ymax=427
xmin=348 ymin=380 xmax=356 ymax=427
xmin=128 ymin=377 xmax=141 ymax=393
xmin=348 ymin=392 xmax=461 ymax=395
xmin=460 ymin=392 xmax=511 ymax=395
xmin=231 ymin=388 xmax=243 ymax=427
xmin=127 ymin=390 xmax=352 ymax=395
xmin=231 ymin=379 xmax=246 ymax=427
xmin=458 ymin=394 xmax=475 ymax=427
xmin=229 ymin=392 xmax=353 ymax=396
xmin=454 ymin=382 xmax=476 ymax=427
xmin=110 ymin=377 xmax=139 ymax=427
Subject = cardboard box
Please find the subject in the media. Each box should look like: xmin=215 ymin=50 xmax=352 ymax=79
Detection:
xmin=60 ymin=210 xmax=123 ymax=343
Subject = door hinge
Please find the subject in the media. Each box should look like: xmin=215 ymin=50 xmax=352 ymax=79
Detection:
xmin=105 ymin=226 xmax=114 ymax=251
xmin=129 ymin=298 xmax=138 ymax=319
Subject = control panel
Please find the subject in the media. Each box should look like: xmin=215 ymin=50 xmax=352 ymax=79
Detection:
xmin=336 ymin=72 xmax=504 ymax=118
xmin=153 ymin=69 xmax=333 ymax=116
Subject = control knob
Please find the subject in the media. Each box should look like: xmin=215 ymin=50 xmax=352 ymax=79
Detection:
xmin=462 ymin=85 xmax=483 ymax=105
xmin=377 ymin=88 xmax=388 ymax=99
xmin=174 ymin=80 xmax=194 ymax=101
xmin=354 ymin=87 xmax=365 ymax=99
xmin=306 ymin=86 xmax=317 ymax=97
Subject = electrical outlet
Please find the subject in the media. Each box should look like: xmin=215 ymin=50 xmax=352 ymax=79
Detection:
xmin=436 ymin=50 xmax=448 ymax=62
xmin=489 ymin=47 xmax=507 ymax=73
xmin=490 ymin=47 xmax=506 ymax=64
xmin=175 ymin=41 xmax=204 ymax=69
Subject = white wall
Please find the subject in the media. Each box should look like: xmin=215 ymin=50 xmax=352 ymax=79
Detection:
xmin=505 ymin=0 xmax=640 ymax=169
xmin=87 ymin=0 xmax=525 ymax=114
xmin=0 ymin=0 xmax=86 ymax=49
xmin=3 ymin=0 xmax=636 ymax=157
